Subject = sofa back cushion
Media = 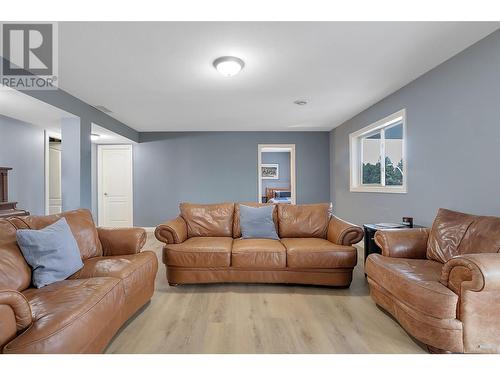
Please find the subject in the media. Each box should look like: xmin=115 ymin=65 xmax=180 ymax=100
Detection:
xmin=180 ymin=203 xmax=234 ymax=238
xmin=233 ymin=202 xmax=278 ymax=238
xmin=427 ymin=208 xmax=500 ymax=263
xmin=0 ymin=220 xmax=32 ymax=291
xmin=277 ymin=203 xmax=331 ymax=238
xmin=11 ymin=209 xmax=102 ymax=260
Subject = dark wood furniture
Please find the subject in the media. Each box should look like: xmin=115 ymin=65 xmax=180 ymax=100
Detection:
xmin=363 ymin=223 xmax=426 ymax=264
xmin=0 ymin=167 xmax=30 ymax=219
xmin=1 ymin=167 xmax=11 ymax=202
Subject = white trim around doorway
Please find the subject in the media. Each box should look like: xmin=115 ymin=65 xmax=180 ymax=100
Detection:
xmin=257 ymin=144 xmax=296 ymax=205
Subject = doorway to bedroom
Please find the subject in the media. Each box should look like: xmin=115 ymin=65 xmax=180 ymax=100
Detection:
xmin=258 ymin=144 xmax=296 ymax=205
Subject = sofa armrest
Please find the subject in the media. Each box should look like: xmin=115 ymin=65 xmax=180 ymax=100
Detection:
xmin=0 ymin=290 xmax=32 ymax=331
xmin=327 ymin=216 xmax=364 ymax=246
xmin=441 ymin=253 xmax=500 ymax=294
xmin=97 ymin=227 xmax=147 ymax=256
xmin=441 ymin=253 xmax=500 ymax=352
xmin=154 ymin=216 xmax=188 ymax=244
xmin=374 ymin=228 xmax=429 ymax=259
xmin=0 ymin=290 xmax=32 ymax=349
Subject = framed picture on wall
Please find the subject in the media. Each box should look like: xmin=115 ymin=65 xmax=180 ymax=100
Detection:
xmin=261 ymin=164 xmax=279 ymax=179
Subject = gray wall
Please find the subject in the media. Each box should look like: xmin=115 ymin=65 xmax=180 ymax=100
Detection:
xmin=0 ymin=115 xmax=45 ymax=215
xmin=134 ymin=132 xmax=330 ymax=226
xmin=331 ymin=29 xmax=500 ymax=227
xmin=25 ymin=86 xmax=136 ymax=212
xmin=2 ymin=56 xmax=138 ymax=214
xmin=61 ymin=117 xmax=92 ymax=211
xmin=261 ymin=152 xmax=291 ymax=199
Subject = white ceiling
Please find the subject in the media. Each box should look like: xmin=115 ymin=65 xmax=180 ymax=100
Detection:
xmin=0 ymin=86 xmax=74 ymax=137
xmin=0 ymin=86 xmax=132 ymax=143
xmin=58 ymin=22 xmax=499 ymax=132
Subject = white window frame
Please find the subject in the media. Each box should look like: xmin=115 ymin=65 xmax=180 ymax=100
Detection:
xmin=349 ymin=109 xmax=407 ymax=193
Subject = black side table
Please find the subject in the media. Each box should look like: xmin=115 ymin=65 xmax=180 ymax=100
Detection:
xmin=363 ymin=224 xmax=426 ymax=264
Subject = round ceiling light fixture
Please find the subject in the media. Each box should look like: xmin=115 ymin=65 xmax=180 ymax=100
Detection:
xmin=293 ymin=99 xmax=308 ymax=106
xmin=213 ymin=56 xmax=245 ymax=77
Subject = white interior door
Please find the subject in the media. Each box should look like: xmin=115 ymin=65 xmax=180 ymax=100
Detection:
xmin=48 ymin=142 xmax=62 ymax=214
xmin=98 ymin=145 xmax=133 ymax=227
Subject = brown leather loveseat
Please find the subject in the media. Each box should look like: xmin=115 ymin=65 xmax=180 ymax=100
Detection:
xmin=366 ymin=208 xmax=500 ymax=353
xmin=155 ymin=202 xmax=363 ymax=287
xmin=0 ymin=209 xmax=158 ymax=354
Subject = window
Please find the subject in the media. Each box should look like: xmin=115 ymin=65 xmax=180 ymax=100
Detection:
xmin=349 ymin=109 xmax=406 ymax=193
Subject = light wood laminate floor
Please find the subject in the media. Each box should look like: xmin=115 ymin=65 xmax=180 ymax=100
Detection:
xmin=105 ymin=233 xmax=426 ymax=354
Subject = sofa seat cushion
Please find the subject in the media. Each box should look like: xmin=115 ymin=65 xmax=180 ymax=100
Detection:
xmin=70 ymin=252 xmax=158 ymax=320
xmin=281 ymin=238 xmax=357 ymax=268
xmin=281 ymin=238 xmax=358 ymax=268
xmin=164 ymin=237 xmax=232 ymax=267
xmin=365 ymin=254 xmax=458 ymax=319
xmin=71 ymin=251 xmax=158 ymax=299
xmin=3 ymin=278 xmax=125 ymax=353
xmin=232 ymin=238 xmax=286 ymax=268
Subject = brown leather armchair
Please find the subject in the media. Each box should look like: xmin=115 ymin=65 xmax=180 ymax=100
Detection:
xmin=0 ymin=209 xmax=158 ymax=354
xmin=365 ymin=208 xmax=500 ymax=353
xmin=155 ymin=202 xmax=364 ymax=287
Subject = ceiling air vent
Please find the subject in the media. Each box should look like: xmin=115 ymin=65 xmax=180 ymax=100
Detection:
xmin=93 ymin=105 xmax=113 ymax=114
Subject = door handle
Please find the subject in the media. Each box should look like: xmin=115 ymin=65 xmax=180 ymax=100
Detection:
xmin=104 ymin=192 xmax=108 ymax=196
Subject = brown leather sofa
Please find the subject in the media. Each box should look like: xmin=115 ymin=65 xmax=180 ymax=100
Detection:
xmin=0 ymin=209 xmax=158 ymax=354
xmin=155 ymin=202 xmax=363 ymax=287
xmin=366 ymin=208 xmax=500 ymax=353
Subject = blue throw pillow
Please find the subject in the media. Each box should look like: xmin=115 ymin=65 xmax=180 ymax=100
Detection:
xmin=16 ymin=217 xmax=84 ymax=288
xmin=239 ymin=204 xmax=279 ymax=240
